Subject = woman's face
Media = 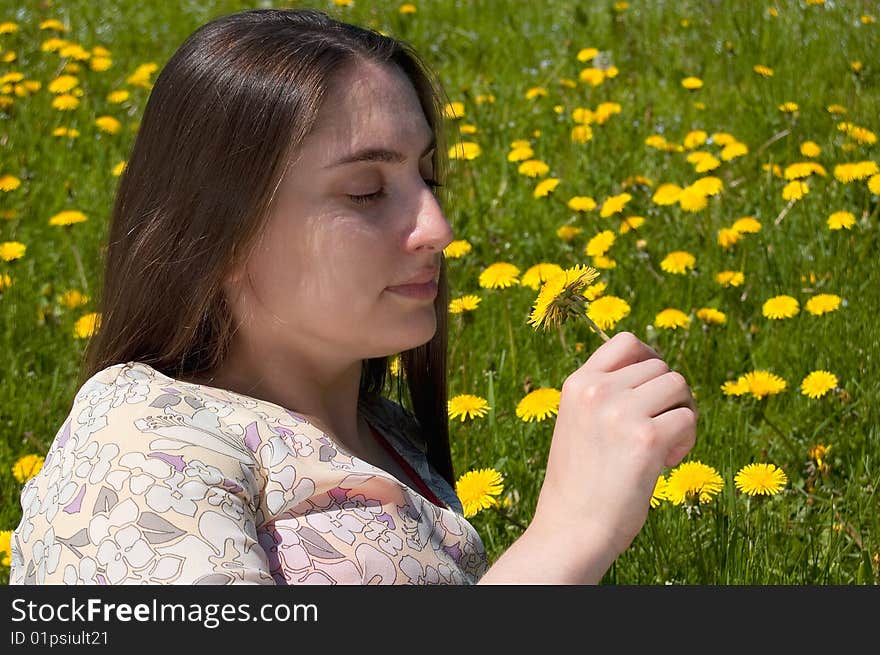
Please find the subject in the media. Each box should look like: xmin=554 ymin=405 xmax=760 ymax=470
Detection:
xmin=227 ymin=60 xmax=454 ymax=363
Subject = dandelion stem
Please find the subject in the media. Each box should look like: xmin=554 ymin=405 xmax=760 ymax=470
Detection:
xmin=556 ymin=324 xmax=570 ymax=354
xmin=583 ymin=313 xmax=611 ymax=342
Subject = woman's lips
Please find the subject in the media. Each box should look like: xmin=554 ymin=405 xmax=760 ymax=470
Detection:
xmin=385 ymin=280 xmax=439 ymax=300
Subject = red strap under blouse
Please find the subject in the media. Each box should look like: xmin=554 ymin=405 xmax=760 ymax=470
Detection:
xmin=368 ymin=424 xmax=447 ymax=510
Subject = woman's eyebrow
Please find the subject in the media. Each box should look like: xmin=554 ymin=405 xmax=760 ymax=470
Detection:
xmin=324 ymin=135 xmax=436 ymax=168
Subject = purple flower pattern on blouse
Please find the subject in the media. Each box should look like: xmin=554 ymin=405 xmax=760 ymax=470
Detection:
xmin=9 ymin=362 xmax=487 ymax=585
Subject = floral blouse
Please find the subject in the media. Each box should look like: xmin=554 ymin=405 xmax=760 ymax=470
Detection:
xmin=8 ymin=362 xmax=488 ymax=585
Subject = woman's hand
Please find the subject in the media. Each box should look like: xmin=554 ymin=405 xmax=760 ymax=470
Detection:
xmin=532 ymin=331 xmax=698 ymax=565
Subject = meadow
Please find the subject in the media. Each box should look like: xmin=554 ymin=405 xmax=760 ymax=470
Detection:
xmin=0 ymin=0 xmax=878 ymax=584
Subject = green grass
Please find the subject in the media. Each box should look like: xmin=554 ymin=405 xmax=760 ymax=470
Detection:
xmin=1 ymin=0 xmax=878 ymax=584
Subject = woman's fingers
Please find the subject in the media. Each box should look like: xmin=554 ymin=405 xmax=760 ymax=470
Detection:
xmin=651 ymin=406 xmax=698 ymax=468
xmin=582 ymin=331 xmax=663 ymax=373
xmin=631 ymin=370 xmax=696 ymax=418
xmin=611 ymin=356 xmax=671 ymax=389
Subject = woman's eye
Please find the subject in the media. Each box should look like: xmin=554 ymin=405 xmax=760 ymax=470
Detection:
xmin=347 ymin=189 xmax=386 ymax=204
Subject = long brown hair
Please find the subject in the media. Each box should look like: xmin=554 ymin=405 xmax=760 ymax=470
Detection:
xmin=82 ymin=8 xmax=456 ymax=484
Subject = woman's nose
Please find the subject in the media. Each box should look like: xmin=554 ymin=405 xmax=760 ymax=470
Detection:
xmin=410 ymin=185 xmax=454 ymax=253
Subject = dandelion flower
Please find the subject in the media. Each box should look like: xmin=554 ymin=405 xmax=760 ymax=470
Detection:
xmin=534 ymin=178 xmax=560 ymax=198
xmin=556 ymin=225 xmax=583 ymax=241
xmin=0 ymin=274 xmax=11 ymax=291
xmin=619 ymin=216 xmax=645 ymax=233
xmin=731 ymin=216 xmax=761 ymax=234
xmin=778 ymin=101 xmax=799 ymax=113
xmin=571 ymin=125 xmax=593 ymax=144
xmin=74 ymin=312 xmax=101 ymax=338
xmin=516 ymin=388 xmax=561 ymax=422
xmin=665 ymin=461 xmax=724 ymax=505
xmin=681 ymin=76 xmax=703 ymax=90
xmin=449 ymin=295 xmax=481 ymax=314
xmin=725 ymin=370 xmax=787 ymax=399
xmin=652 ymin=183 xmax=682 ymax=205
xmin=655 ymin=308 xmax=690 ymax=330
xmin=444 ymin=239 xmax=472 ymax=259
xmin=579 ymin=67 xmax=605 ymax=86
xmin=677 ymin=185 xmax=709 ymax=212
xmin=0 ymin=241 xmax=26 ymax=261
xmin=448 ymin=394 xmax=491 ymax=422
xmin=592 ymin=255 xmax=616 ymax=270
xmin=782 ymin=180 xmax=809 ymax=201
xmin=521 ymin=263 xmax=565 ymax=291
xmin=95 ymin=116 xmax=121 ymax=134
xmin=753 ymin=65 xmax=774 ymax=77
xmin=690 ymin=176 xmax=723 ymax=196
xmin=869 ymin=174 xmax=880 ymax=195
xmin=660 ymin=251 xmax=696 ymax=275
xmin=800 ymin=371 xmax=838 ymax=399
xmin=399 ymin=3 xmax=417 ymax=14
xmin=717 ymin=227 xmax=742 ymax=249
xmin=762 ymin=295 xmax=799 ymax=319
xmin=715 ymin=270 xmax=744 ymax=287
xmin=827 ymin=211 xmax=855 ymax=230
xmin=735 ymin=463 xmax=788 ymax=496
xmin=528 ymin=265 xmax=602 ymax=333
xmin=567 ymin=196 xmax=596 ymax=212
xmin=585 ymin=230 xmax=615 ymax=257
xmin=48 ymin=210 xmax=87 ymax=226
xmin=448 ymin=142 xmax=481 ymax=160
xmin=0 ymin=530 xmax=11 ymax=567
xmin=455 ymin=468 xmax=504 ymax=518
xmin=651 ymin=475 xmax=668 ymax=508
xmin=507 ymin=145 xmax=534 ymax=162
xmin=576 ymin=47 xmax=599 ymax=62
xmin=518 ymin=159 xmax=550 ymax=178
xmin=800 ymin=141 xmax=821 ymax=158
xmin=805 ymin=293 xmax=841 ymax=315
xmin=112 ymin=161 xmax=127 ymax=177
xmin=442 ymin=101 xmax=464 ymax=119
xmin=587 ymin=295 xmax=631 ymax=330
xmin=696 ymin=308 xmax=726 ymax=325
xmin=52 ymin=93 xmax=79 ymax=110
xmin=479 ymin=262 xmax=520 ymax=289
xmin=684 ymin=130 xmax=708 ymax=149
xmin=12 ymin=454 xmax=44 ymax=483
xmin=59 ymin=289 xmax=89 ymax=309
xmin=599 ymin=192 xmax=632 ymax=217
xmin=721 ymin=141 xmax=748 ymax=161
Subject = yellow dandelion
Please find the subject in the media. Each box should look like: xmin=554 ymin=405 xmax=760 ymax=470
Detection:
xmin=0 ymin=174 xmax=21 ymax=192
xmin=507 ymin=145 xmax=534 ymax=162
xmin=521 ymin=263 xmax=565 ymax=291
xmin=696 ymin=308 xmax=726 ymax=325
xmin=571 ymin=107 xmax=594 ymax=124
xmin=800 ymin=141 xmax=821 ymax=158
xmin=584 ymin=281 xmax=606 ymax=301
xmin=651 ymin=475 xmax=668 ymax=508
xmin=586 ymin=295 xmax=631 ymax=331
xmin=827 ymin=211 xmax=855 ymax=230
xmin=479 ymin=262 xmax=520 ymax=289
xmin=585 ymin=230 xmax=616 ymax=257
xmin=652 ymin=183 xmax=682 ymax=206
xmin=448 ymin=142 xmax=481 ymax=160
xmin=579 ymin=67 xmax=605 ymax=86
xmin=52 ymin=93 xmax=80 ymax=111
xmin=738 ymin=370 xmax=788 ymax=399
xmin=0 ymin=274 xmax=11 ymax=291
xmin=455 ymin=468 xmax=504 ymax=518
xmin=782 ymin=180 xmax=809 ymax=201
xmin=556 ymin=225 xmax=583 ymax=241
xmin=778 ymin=101 xmax=799 ymax=113
xmin=592 ymin=255 xmax=616 ymax=270
xmin=525 ymin=86 xmax=548 ymax=100
xmin=678 ymin=185 xmax=709 ymax=212
xmin=74 ymin=312 xmax=101 ymax=338
xmin=399 ymin=3 xmax=417 ymax=14
xmin=655 ymin=308 xmax=690 ymax=330
xmin=599 ymin=192 xmax=632 ymax=218
xmin=449 ymin=295 xmax=481 ymax=314
xmin=576 ymin=47 xmax=599 ymax=62
xmin=619 ymin=216 xmax=645 ymax=234
xmin=660 ymin=251 xmax=696 ymax=275
xmin=753 ymin=64 xmax=774 ymax=77
xmin=868 ymin=174 xmax=880 ymax=195
xmin=665 ymin=461 xmax=724 ymax=505
xmin=734 ymin=463 xmax=788 ymax=496
xmin=516 ymin=388 xmax=561 ymax=422
xmin=717 ymin=228 xmax=742 ymax=249
xmin=805 ymin=294 xmax=841 ymax=315
xmin=827 ymin=104 xmax=847 ymax=115
xmin=715 ymin=270 xmax=744 ymax=287
xmin=459 ymin=124 xmax=478 ymax=135
xmin=518 ymin=159 xmax=550 ymax=178
xmin=48 ymin=210 xmax=87 ymax=226
xmin=12 ymin=453 xmax=44 ymax=483
xmin=721 ymin=378 xmax=750 ymax=396
xmin=810 ymin=444 xmax=831 ymax=473
xmin=0 ymin=22 xmax=19 ymax=34
xmin=47 ymin=74 xmax=78 ymax=94
xmin=731 ymin=216 xmax=761 ymax=234
xmin=442 ymin=101 xmax=464 ymax=119
xmin=444 ymin=239 xmax=472 ymax=259
xmin=571 ymin=125 xmax=593 ymax=144
xmin=681 ymin=76 xmax=703 ymax=90
xmin=0 ymin=241 xmax=26 ymax=261
xmin=0 ymin=529 xmax=10 ymax=567
xmin=800 ymin=371 xmax=838 ymax=399
xmin=534 ymin=177 xmax=560 ymax=198
xmin=448 ymin=394 xmax=491 ymax=422
xmin=762 ymin=295 xmax=799 ymax=319
xmin=59 ymin=289 xmax=89 ymax=309
xmin=567 ymin=196 xmax=596 ymax=212
xmin=112 ymin=161 xmax=127 ymax=177
xmin=683 ymin=130 xmax=708 ymax=149
xmin=528 ymin=265 xmax=604 ymax=336
xmin=721 ymin=141 xmax=748 ymax=161
xmin=95 ymin=116 xmax=121 ymax=134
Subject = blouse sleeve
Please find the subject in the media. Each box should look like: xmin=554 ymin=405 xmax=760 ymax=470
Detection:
xmin=9 ymin=364 xmax=275 ymax=585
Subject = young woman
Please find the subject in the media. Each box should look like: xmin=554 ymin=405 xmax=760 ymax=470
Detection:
xmin=9 ymin=8 xmax=697 ymax=585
